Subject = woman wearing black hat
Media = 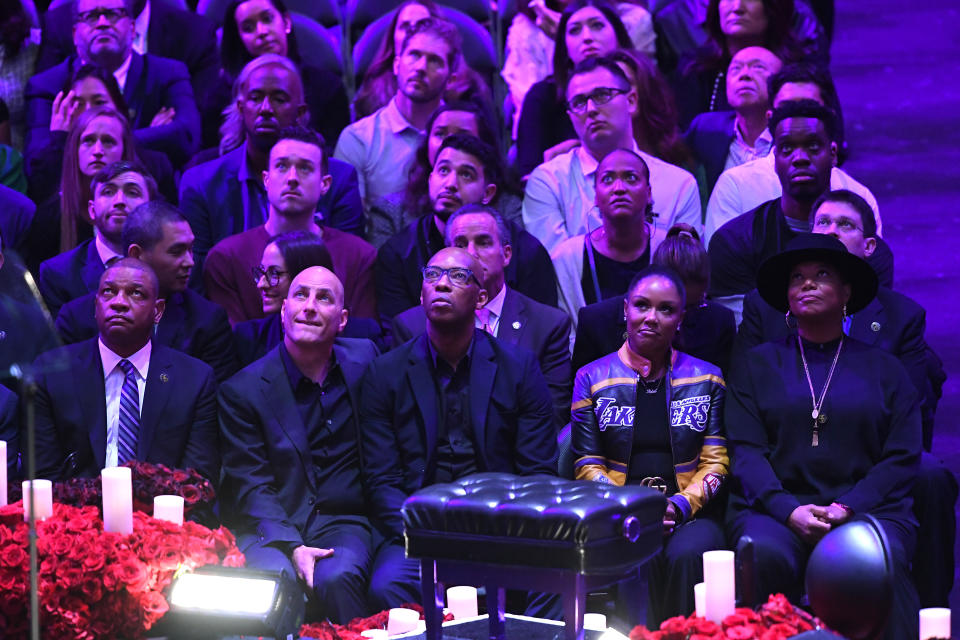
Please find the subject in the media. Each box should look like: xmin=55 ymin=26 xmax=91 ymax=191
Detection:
xmin=725 ymin=233 xmax=921 ymax=639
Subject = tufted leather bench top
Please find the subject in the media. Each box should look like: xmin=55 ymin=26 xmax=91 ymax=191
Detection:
xmin=403 ymin=472 xmax=665 ymax=575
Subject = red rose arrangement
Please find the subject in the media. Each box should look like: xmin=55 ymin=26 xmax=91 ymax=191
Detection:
xmin=300 ymin=602 xmax=454 ymax=640
xmin=7 ymin=462 xmax=216 ymax=519
xmin=0 ymin=501 xmax=244 ymax=639
xmin=630 ymin=593 xmax=823 ymax=640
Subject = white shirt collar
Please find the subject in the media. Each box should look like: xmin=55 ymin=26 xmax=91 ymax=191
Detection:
xmin=99 ymin=337 xmax=152 ymax=381
xmin=113 ymin=53 xmax=133 ymax=91
xmin=483 ymin=283 xmax=507 ymax=319
xmin=132 ymin=0 xmax=150 ymax=55
xmin=94 ymin=231 xmax=125 ymax=267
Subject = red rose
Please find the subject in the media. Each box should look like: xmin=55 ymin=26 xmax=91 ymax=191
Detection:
xmin=140 ymin=589 xmax=170 ymax=625
xmin=693 ymin=618 xmax=721 ymax=634
xmin=0 ymin=543 xmax=27 ymax=568
xmin=724 ymin=625 xmax=758 ymax=639
xmin=180 ymin=484 xmax=202 ymax=504
xmin=119 ymin=558 xmax=149 ymax=591
xmin=171 ymin=470 xmax=191 ymax=483
xmin=629 ymin=626 xmax=663 ymax=640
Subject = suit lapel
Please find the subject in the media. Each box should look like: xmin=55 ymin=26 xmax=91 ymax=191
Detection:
xmin=139 ymin=344 xmax=173 ymax=459
xmin=81 ymin=241 xmax=106 ymax=293
xmin=408 ymin=335 xmax=439 ymax=468
xmin=469 ymin=335 xmax=497 ymax=467
xmin=496 ymin=289 xmax=527 ymax=346
xmin=850 ymin=298 xmax=885 ymax=345
xmin=123 ymin=53 xmax=145 ymax=126
xmin=80 ymin=341 xmax=108 ymax=470
xmin=261 ymin=350 xmax=316 ymax=491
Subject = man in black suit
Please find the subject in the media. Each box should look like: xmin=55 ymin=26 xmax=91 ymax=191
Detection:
xmin=56 ymin=201 xmax=237 ymax=382
xmin=36 ymin=160 xmax=157 ymax=319
xmin=31 ymin=258 xmax=218 ymax=482
xmin=219 ymin=266 xmax=379 ymax=622
xmin=25 ymin=0 xmax=201 ymax=167
xmin=375 ymin=134 xmax=557 ymax=322
xmin=734 ymin=189 xmax=955 ymax=609
xmin=36 ymin=0 xmax=220 ymax=139
xmin=393 ymin=204 xmax=571 ymax=428
xmin=360 ymin=246 xmax=559 ymax=611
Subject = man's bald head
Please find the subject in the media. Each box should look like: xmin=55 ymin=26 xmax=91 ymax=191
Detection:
xmin=421 ymin=247 xmax=488 ymax=327
xmin=281 ymin=265 xmax=348 ymax=349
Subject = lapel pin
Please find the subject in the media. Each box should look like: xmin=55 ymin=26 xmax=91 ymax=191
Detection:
xmin=870 ymin=322 xmax=881 ymax=332
xmin=512 ymin=321 xmax=521 ymax=330
xmin=160 ymin=373 xmax=169 ymax=383
xmin=0 ymin=331 xmax=6 ymax=340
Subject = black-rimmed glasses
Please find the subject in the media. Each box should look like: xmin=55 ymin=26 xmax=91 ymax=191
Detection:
xmin=251 ymin=266 xmax=288 ymax=287
xmin=421 ymin=266 xmax=479 ymax=287
xmin=566 ymin=87 xmax=628 ymax=114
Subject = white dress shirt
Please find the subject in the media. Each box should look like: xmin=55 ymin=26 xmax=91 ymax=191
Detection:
xmin=522 ymin=143 xmax=702 ymax=253
xmin=112 ymin=53 xmax=132 ymax=92
xmin=132 ymin=0 xmax=150 ymax=55
xmin=94 ymin=231 xmax=125 ymax=268
xmin=99 ymin=339 xmax=151 ymax=467
xmin=704 ymin=152 xmax=882 ymax=244
xmin=476 ymin=284 xmax=507 ymax=336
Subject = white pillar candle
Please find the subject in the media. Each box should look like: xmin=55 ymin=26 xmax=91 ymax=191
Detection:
xmin=360 ymin=630 xmax=388 ymax=639
xmin=584 ymin=613 xmax=607 ymax=631
xmin=446 ymin=585 xmax=479 ymax=619
xmin=386 ymin=608 xmax=420 ymax=635
xmin=0 ymin=440 xmax=7 ymax=507
xmin=702 ymin=550 xmax=736 ymax=624
xmin=21 ymin=479 xmax=53 ymax=521
xmin=919 ymin=608 xmax=951 ymax=640
xmin=153 ymin=495 xmax=184 ymax=525
xmin=694 ymin=582 xmax=706 ymax=617
xmin=101 ymin=467 xmax=133 ymax=534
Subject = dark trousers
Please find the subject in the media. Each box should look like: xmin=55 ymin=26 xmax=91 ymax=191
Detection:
xmin=615 ymin=515 xmax=727 ymax=628
xmin=728 ymin=511 xmax=919 ymax=640
xmin=241 ymin=514 xmax=373 ymax=624
xmin=913 ymin=452 xmax=958 ymax=607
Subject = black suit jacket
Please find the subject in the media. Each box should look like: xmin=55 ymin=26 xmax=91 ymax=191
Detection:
xmin=36 ymin=239 xmax=104 ymax=320
xmin=572 ymin=295 xmax=737 ymax=374
xmin=735 ymin=287 xmax=940 ymax=449
xmin=36 ymin=2 xmax=220 ymax=127
xmin=26 ymin=53 xmax=201 ymax=167
xmin=359 ymin=331 xmax=559 ymax=539
xmin=233 ymin=313 xmax=384 ymax=369
xmin=218 ymin=339 xmax=378 ymax=549
xmin=55 ymin=289 xmax=238 ymax=382
xmin=685 ymin=110 xmax=736 ymax=193
xmin=375 ymin=214 xmax=558 ymax=322
xmin=31 ymin=339 xmax=219 ymax=482
xmin=392 ymin=288 xmax=572 ymax=428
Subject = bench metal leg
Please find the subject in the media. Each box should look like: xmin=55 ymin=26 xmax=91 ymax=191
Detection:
xmin=486 ymin=585 xmax=506 ymax=640
xmin=420 ymin=559 xmax=444 ymax=640
xmin=562 ymin=573 xmax=586 ymax=640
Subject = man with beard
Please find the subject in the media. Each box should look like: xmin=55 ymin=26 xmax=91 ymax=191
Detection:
xmin=335 ymin=18 xmax=460 ymax=214
xmin=201 ymin=126 xmax=376 ymax=326
xmin=374 ymin=134 xmax=556 ymax=324
xmin=54 ymin=201 xmax=237 ymax=382
xmin=25 ymin=0 xmax=201 ymax=167
xmin=37 ymin=160 xmax=156 ymax=319
xmin=179 ymin=55 xmax=364 ymax=291
xmin=360 ymin=246 xmax=558 ymax=611
xmin=219 ymin=265 xmax=380 ymax=623
xmin=708 ymin=100 xmax=891 ymax=322
xmin=31 ymin=258 xmax=219 ymax=482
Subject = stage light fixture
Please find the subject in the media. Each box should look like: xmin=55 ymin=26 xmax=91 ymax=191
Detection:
xmin=155 ymin=566 xmax=302 ymax=639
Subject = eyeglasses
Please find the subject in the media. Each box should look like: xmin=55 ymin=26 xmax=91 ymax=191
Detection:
xmin=813 ymin=216 xmax=863 ymax=233
xmin=421 ymin=266 xmax=479 ymax=287
xmin=77 ymin=7 xmax=130 ymax=25
xmin=566 ymin=87 xmax=628 ymax=114
xmin=251 ymin=266 xmax=288 ymax=287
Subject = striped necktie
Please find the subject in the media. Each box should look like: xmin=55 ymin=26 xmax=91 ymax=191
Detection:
xmin=117 ymin=359 xmax=140 ymax=464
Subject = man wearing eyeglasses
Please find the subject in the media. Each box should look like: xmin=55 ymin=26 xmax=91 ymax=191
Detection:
xmin=203 ymin=126 xmax=376 ymax=326
xmin=358 ymin=246 xmax=559 ymax=612
xmin=522 ymin=56 xmax=701 ymax=254
xmin=25 ymin=0 xmax=201 ymax=169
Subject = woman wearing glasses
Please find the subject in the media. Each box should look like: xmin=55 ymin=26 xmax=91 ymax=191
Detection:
xmin=234 ymin=231 xmax=383 ymax=367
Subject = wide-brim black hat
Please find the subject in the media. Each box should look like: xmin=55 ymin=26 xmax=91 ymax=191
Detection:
xmin=756 ymin=233 xmax=879 ymax=313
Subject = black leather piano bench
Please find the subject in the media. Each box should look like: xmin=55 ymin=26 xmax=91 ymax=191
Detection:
xmin=402 ymin=472 xmax=665 ymax=640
